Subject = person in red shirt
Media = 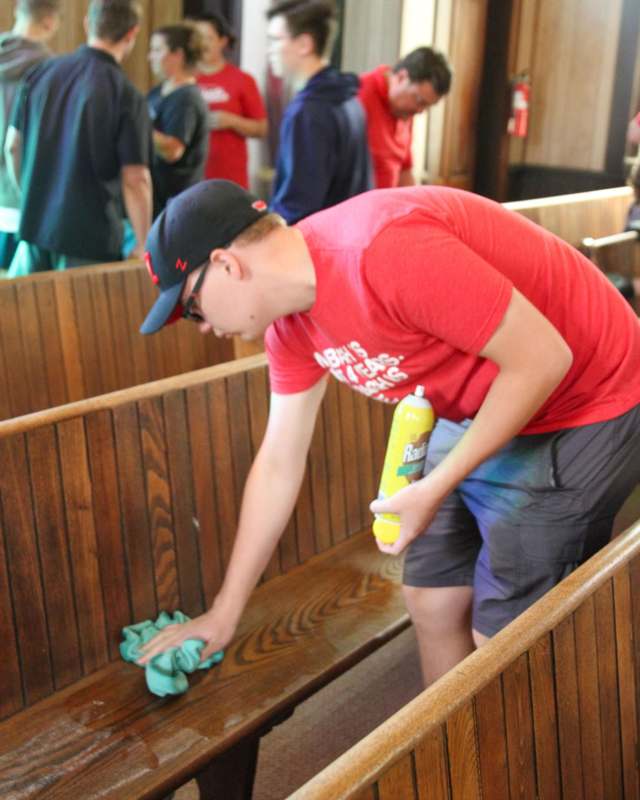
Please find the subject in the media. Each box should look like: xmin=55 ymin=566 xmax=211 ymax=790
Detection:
xmin=136 ymin=180 xmax=640 ymax=687
xmin=359 ymin=47 xmax=451 ymax=188
xmin=191 ymin=13 xmax=267 ymax=189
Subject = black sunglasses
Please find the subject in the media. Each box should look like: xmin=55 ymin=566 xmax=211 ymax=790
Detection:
xmin=181 ymin=261 xmax=210 ymax=322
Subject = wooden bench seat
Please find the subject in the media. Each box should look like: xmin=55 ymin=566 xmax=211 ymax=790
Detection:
xmin=0 ymin=354 xmax=407 ymax=799
xmin=290 ymin=515 xmax=640 ymax=800
xmin=0 ymin=532 xmax=408 ymax=800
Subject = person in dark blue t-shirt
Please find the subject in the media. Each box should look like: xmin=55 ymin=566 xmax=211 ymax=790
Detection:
xmin=5 ymin=0 xmax=152 ymax=275
xmin=147 ymin=23 xmax=209 ymax=217
xmin=266 ymin=0 xmax=372 ymax=224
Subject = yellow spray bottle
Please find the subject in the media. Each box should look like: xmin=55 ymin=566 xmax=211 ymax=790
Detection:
xmin=373 ymin=385 xmax=435 ymax=544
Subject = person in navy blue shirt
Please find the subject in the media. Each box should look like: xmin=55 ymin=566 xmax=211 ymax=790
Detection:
xmin=266 ymin=0 xmax=372 ymax=224
xmin=5 ymin=0 xmax=152 ymax=275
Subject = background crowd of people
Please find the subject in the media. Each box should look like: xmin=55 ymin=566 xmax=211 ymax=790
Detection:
xmin=0 ymin=0 xmax=452 ymax=277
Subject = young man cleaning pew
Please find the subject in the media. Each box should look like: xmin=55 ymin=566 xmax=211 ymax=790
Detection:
xmin=138 ymin=179 xmax=640 ymax=686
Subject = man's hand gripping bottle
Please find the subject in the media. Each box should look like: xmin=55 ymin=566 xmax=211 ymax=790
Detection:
xmin=373 ymin=385 xmax=435 ymax=544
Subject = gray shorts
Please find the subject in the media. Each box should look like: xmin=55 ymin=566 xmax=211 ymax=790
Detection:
xmin=403 ymin=403 xmax=640 ymax=637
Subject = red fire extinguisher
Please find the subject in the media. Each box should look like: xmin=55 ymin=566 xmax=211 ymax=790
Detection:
xmin=508 ymin=73 xmax=530 ymax=138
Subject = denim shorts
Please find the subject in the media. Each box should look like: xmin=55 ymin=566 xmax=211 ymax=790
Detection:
xmin=403 ymin=403 xmax=640 ymax=637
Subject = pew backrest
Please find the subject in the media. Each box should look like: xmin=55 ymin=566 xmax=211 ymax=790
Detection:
xmin=0 ymin=353 xmax=392 ymax=720
xmin=0 ymin=260 xmax=234 ymax=420
xmin=506 ymin=185 xmax=633 ymax=246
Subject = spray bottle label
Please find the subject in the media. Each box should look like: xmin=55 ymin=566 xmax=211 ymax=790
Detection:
xmin=373 ymin=388 xmax=434 ymax=545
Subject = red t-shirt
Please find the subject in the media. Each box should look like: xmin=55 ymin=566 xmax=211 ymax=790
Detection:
xmin=265 ymin=187 xmax=640 ymax=434
xmin=196 ymin=63 xmax=266 ymax=189
xmin=358 ymin=65 xmax=413 ymax=189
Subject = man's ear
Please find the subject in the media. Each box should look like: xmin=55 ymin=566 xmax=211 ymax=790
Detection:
xmin=209 ymin=248 xmax=245 ymax=279
xmin=296 ymin=32 xmax=316 ymax=58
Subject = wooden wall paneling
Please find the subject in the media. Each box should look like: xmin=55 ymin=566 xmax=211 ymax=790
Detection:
xmin=352 ymin=391 xmax=376 ymax=533
xmin=572 ymin=596 xmax=605 ymax=797
xmin=164 ymin=389 xmax=204 ymax=617
xmin=14 ymin=282 xmax=50 ymax=412
xmin=507 ymin=0 xmax=540 ymax=166
xmin=307 ymin=395 xmax=332 ymax=555
xmin=377 ymin=754 xmax=418 ymax=800
xmin=336 ymin=385 xmax=362 ymax=535
xmin=154 ymin=317 xmax=182 ymax=381
xmin=174 ymin=314 xmax=208 ymax=376
xmin=47 ymin=0 xmax=85 ymax=57
xmin=245 ymin=367 xmax=281 ymax=580
xmin=436 ymin=0 xmax=488 ymax=189
xmin=138 ymin=396 xmax=180 ymax=613
xmin=501 ymin=653 xmax=537 ymax=798
xmin=85 ymin=409 xmax=132 ymax=660
xmin=0 ymin=504 xmax=24 ymax=720
xmin=294 ymin=454 xmax=316 ymax=564
xmin=629 ymin=556 xmax=640 ymax=760
xmin=89 ymin=272 xmax=120 ymax=394
xmin=226 ymin=372 xmax=254 ymax=529
xmin=206 ymin=379 xmax=239 ymax=572
xmin=185 ymin=383 xmax=223 ymax=605
xmin=113 ymin=403 xmax=157 ymax=621
xmin=413 ymin=726 xmax=451 ymax=800
xmin=613 ymin=565 xmax=640 ymax=799
xmin=0 ymin=509 xmax=23 ymax=720
xmin=473 ymin=677 xmax=509 ymax=800
xmin=128 ymin=269 xmax=153 ymax=386
xmin=322 ymin=379 xmax=348 ymax=546
xmin=0 ymin=313 xmax=12 ymax=420
xmin=33 ymin=280 xmax=68 ymax=408
xmin=27 ymin=426 xmax=83 ymax=689
xmin=527 ymin=633 xmax=562 ymax=798
xmin=513 ymin=0 xmax=624 ymax=172
xmin=123 ymin=0 xmax=184 ymax=95
xmin=0 ymin=5 xmax=14 ymax=33
xmin=0 ymin=435 xmax=54 ymax=705
xmin=102 ymin=269 xmax=136 ymax=390
xmin=57 ymin=417 xmax=110 ymax=673
xmin=446 ymin=702 xmax=482 ymax=799
xmin=594 ymin=580 xmax=624 ymax=799
xmin=0 ymin=283 xmax=31 ymax=416
xmin=53 ymin=277 xmax=86 ymax=403
xmin=72 ymin=273 xmax=103 ymax=398
xmin=553 ymin=614 xmax=585 ymax=799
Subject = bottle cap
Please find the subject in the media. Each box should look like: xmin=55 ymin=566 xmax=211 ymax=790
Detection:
xmin=414 ymin=385 xmax=425 ymax=398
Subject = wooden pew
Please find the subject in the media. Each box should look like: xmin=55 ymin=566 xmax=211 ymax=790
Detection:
xmin=0 ymin=260 xmax=234 ymax=420
xmin=289 ymin=514 xmax=640 ymax=800
xmin=0 ymin=354 xmax=410 ymax=799
xmin=506 ymin=185 xmax=633 ymax=246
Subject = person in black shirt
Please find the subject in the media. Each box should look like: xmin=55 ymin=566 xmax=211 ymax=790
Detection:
xmin=147 ymin=23 xmax=209 ymax=216
xmin=4 ymin=0 xmax=152 ymax=276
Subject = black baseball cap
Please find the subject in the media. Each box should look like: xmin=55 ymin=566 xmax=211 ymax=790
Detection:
xmin=140 ymin=180 xmax=269 ymax=335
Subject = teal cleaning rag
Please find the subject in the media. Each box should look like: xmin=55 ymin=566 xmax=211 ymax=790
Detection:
xmin=120 ymin=610 xmax=224 ymax=697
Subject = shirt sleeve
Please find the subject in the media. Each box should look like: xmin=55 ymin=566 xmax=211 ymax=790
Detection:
xmin=240 ymin=73 xmax=267 ymax=120
xmin=401 ymin=119 xmax=413 ymax=171
xmin=270 ymin=105 xmax=336 ymax=224
xmin=117 ymin=89 xmax=152 ymax=166
xmin=365 ymin=214 xmax=513 ymax=356
xmin=265 ymin=317 xmax=327 ymax=394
